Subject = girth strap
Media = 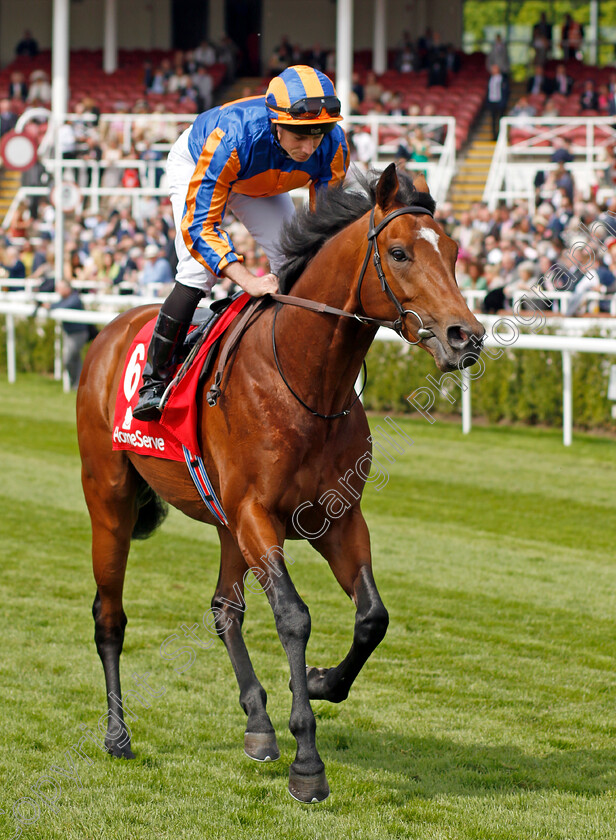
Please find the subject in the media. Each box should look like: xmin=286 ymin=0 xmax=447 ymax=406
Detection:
xmin=206 ymin=297 xmax=265 ymax=407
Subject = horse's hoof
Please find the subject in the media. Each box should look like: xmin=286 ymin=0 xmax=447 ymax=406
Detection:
xmin=244 ymin=731 xmax=280 ymax=762
xmin=288 ymin=769 xmax=330 ymax=803
xmin=106 ymin=741 xmax=135 ymax=759
xmin=306 ymin=666 xmax=349 ymax=703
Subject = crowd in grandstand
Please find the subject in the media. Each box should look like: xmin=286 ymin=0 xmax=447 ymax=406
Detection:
xmin=1 ymin=21 xmax=616 ymax=321
xmin=2 ymin=170 xmax=616 ymax=318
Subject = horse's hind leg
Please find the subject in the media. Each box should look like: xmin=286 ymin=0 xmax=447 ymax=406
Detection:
xmin=82 ymin=454 xmax=139 ymax=758
xmin=306 ymin=506 xmax=389 ymax=703
xmin=211 ymin=528 xmax=279 ymax=761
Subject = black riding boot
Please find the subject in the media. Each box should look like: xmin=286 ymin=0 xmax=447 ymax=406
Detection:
xmin=132 ymin=311 xmax=190 ymax=421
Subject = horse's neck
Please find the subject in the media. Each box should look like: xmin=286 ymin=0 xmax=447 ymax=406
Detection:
xmin=275 ymin=230 xmax=376 ymax=414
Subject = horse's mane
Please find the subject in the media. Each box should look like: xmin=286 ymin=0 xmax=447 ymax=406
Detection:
xmin=277 ymin=167 xmax=437 ymax=293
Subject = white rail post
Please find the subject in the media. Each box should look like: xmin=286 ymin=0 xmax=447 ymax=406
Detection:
xmin=336 ymin=0 xmax=353 ymax=120
xmin=461 ymin=366 xmax=472 ymax=434
xmin=6 ymin=314 xmax=16 ymax=383
xmin=54 ymin=323 xmax=63 ymax=381
xmin=562 ymin=349 xmax=572 ymax=446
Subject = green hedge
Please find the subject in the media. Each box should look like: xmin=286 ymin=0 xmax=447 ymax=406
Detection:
xmin=1 ymin=316 xmax=615 ymax=430
xmin=0 ymin=316 xmax=57 ymax=375
xmin=364 ymin=336 xmax=616 ymax=431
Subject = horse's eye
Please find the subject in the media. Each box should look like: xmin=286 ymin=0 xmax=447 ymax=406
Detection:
xmin=390 ymin=248 xmax=407 ymax=262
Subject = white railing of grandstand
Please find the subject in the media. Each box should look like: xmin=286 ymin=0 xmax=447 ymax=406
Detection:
xmin=2 ymin=111 xmax=455 ymax=227
xmin=345 ymin=115 xmax=456 ymax=205
xmin=2 ymin=111 xmax=198 ymax=229
xmin=483 ymin=116 xmax=616 ymax=211
xmin=2 ymin=293 xmax=615 ymax=447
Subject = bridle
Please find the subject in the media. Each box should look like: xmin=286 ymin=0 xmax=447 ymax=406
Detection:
xmin=355 ymin=204 xmax=436 ymax=346
xmin=270 ymin=202 xmax=437 ymax=419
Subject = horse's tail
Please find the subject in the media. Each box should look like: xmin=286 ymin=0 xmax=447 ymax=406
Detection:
xmin=132 ymin=478 xmax=169 ymax=540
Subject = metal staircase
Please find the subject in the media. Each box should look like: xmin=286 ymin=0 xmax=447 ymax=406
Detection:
xmin=0 ymin=168 xmax=21 ymax=224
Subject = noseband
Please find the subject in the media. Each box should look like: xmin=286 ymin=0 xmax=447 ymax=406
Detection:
xmin=355 ymin=204 xmax=436 ymax=345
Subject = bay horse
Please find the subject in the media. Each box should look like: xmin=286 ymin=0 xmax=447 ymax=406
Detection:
xmin=76 ymin=164 xmax=484 ymax=803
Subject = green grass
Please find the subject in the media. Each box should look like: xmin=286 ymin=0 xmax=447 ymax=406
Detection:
xmin=2 ymin=374 xmax=616 ymax=839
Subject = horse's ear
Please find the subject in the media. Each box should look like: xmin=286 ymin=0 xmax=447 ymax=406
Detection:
xmin=375 ymin=163 xmax=399 ymax=212
xmin=413 ymin=172 xmax=430 ymax=194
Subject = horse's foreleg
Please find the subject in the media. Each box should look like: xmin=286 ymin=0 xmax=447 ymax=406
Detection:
xmin=235 ymin=502 xmax=329 ymax=803
xmin=84 ymin=466 xmax=138 ymax=759
xmin=307 ymin=506 xmax=389 ymax=703
xmin=212 ymin=528 xmax=279 ymax=762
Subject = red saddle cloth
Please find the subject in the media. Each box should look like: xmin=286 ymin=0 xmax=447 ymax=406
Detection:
xmin=112 ymin=294 xmax=250 ymax=462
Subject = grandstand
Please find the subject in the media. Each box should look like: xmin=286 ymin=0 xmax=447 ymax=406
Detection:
xmin=0 ymin=48 xmax=227 ymax=113
xmin=2 ymin=38 xmax=616 ymax=327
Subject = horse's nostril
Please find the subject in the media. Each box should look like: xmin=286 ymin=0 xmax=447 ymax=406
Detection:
xmin=447 ymin=325 xmax=470 ymax=348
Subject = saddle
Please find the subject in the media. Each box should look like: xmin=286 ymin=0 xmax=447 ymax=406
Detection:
xmin=112 ymin=293 xmax=257 ymax=463
xmin=163 ymin=293 xmax=265 ymax=410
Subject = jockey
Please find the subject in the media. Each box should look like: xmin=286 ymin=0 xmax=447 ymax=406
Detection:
xmin=133 ymin=65 xmax=349 ymax=421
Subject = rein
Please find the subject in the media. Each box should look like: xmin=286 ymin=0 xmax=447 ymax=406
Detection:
xmin=269 ymin=202 xmax=435 ymax=419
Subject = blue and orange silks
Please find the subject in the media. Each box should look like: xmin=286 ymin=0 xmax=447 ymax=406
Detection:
xmin=181 ymin=95 xmax=349 ymax=277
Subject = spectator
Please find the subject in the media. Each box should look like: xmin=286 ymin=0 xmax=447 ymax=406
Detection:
xmin=192 ymin=66 xmax=214 ymax=112
xmin=48 ymin=279 xmax=91 ymax=389
xmin=351 ymin=71 xmax=364 ymax=106
xmin=15 ymin=29 xmax=39 ymax=57
xmin=2 ymin=245 xmax=26 ymax=281
xmin=348 ymin=126 xmax=377 ymax=171
xmin=167 ymin=63 xmax=193 ymax=98
xmin=555 ymin=162 xmax=575 ymax=203
xmin=445 ymin=43 xmax=461 ymax=74
xmin=8 ymin=71 xmax=28 ymax=102
xmin=364 ymin=71 xmax=384 ymax=104
xmin=396 ymin=127 xmax=430 ymax=172
xmin=194 ymin=39 xmax=217 ymax=67
xmin=455 ymin=253 xmax=472 ymax=288
xmin=217 ymin=36 xmax=239 ymax=82
xmin=486 ymin=63 xmax=509 ymax=141
xmin=580 ymin=80 xmax=598 ymax=111
xmin=561 ymin=13 xmax=584 ymax=62
xmin=98 ymin=249 xmax=122 ymax=289
xmin=551 ymin=137 xmax=574 ymax=164
xmin=0 ymin=99 xmax=18 ymax=137
xmin=552 ymin=64 xmax=573 ymax=96
xmin=601 ymin=147 xmax=616 ymax=186
xmin=306 ymin=43 xmax=327 ymax=72
xmin=101 ymin=138 xmax=123 ymax=188
xmin=531 ymin=12 xmax=552 ymax=65
xmin=386 ymin=91 xmax=405 ymax=116
xmin=565 ymin=257 xmax=602 ymax=316
xmin=527 ymin=65 xmax=551 ymax=96
xmin=482 ymin=263 xmax=507 ymax=312
xmin=509 ymin=95 xmax=536 ymax=125
xmin=504 ymin=259 xmax=541 ymax=309
xmin=139 ymin=243 xmax=173 ymax=295
xmin=427 ymin=38 xmax=448 ymax=87
xmin=486 ymin=33 xmax=509 ymax=76
xmin=148 ymin=68 xmax=167 ymax=94
xmin=27 ymin=70 xmax=51 ymax=104
xmin=396 ymin=43 xmax=417 ymax=74
xmin=467 ymin=259 xmax=487 ymax=291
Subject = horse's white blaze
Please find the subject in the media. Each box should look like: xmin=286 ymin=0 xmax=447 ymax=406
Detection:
xmin=417 ymin=227 xmax=440 ymax=253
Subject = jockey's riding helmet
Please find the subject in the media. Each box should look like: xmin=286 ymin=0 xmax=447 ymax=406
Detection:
xmin=266 ymin=65 xmax=343 ymax=136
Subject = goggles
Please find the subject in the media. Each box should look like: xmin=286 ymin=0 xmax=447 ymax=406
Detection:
xmin=274 ymin=95 xmax=341 ymax=120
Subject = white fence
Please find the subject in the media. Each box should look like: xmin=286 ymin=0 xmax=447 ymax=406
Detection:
xmin=2 ymin=296 xmax=616 ymax=447
xmin=483 ymin=116 xmax=616 ymax=211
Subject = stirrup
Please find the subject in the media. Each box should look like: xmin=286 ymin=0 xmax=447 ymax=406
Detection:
xmin=133 ymin=384 xmax=166 ymax=421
